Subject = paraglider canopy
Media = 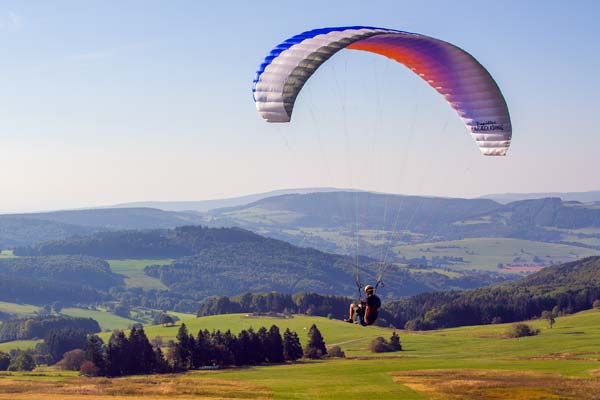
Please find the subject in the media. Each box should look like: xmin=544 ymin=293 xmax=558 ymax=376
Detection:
xmin=252 ymin=26 xmax=512 ymax=156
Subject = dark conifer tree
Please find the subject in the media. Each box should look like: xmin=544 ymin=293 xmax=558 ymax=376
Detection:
xmin=246 ymin=328 xmax=261 ymax=364
xmin=283 ymin=328 xmax=303 ymax=361
xmin=304 ymin=324 xmax=327 ymax=359
xmin=129 ymin=326 xmax=157 ymax=374
xmin=106 ymin=330 xmax=130 ymax=377
xmin=84 ymin=334 xmax=106 ymax=375
xmin=174 ymin=323 xmax=191 ymax=371
xmin=154 ymin=347 xmax=170 ymax=373
xmin=44 ymin=328 xmax=88 ymax=363
xmin=266 ymin=325 xmax=284 ymax=363
xmin=235 ymin=329 xmax=252 ymax=366
xmin=256 ymin=327 xmax=269 ymax=363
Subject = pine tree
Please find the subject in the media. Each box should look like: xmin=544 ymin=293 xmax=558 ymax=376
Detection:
xmin=283 ymin=329 xmax=303 ymax=361
xmin=304 ymin=324 xmax=327 ymax=359
xmin=256 ymin=327 xmax=269 ymax=363
xmin=154 ymin=347 xmax=170 ymax=373
xmin=266 ymin=325 xmax=284 ymax=363
xmin=129 ymin=326 xmax=157 ymax=374
xmin=106 ymin=330 xmax=130 ymax=377
xmin=235 ymin=329 xmax=252 ymax=366
xmin=84 ymin=335 xmax=106 ymax=375
xmin=174 ymin=323 xmax=191 ymax=371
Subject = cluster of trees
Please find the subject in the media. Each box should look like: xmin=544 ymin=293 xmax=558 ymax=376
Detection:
xmin=369 ymin=332 xmax=402 ymax=353
xmin=0 ymin=316 xmax=100 ymax=342
xmin=111 ymin=287 xmax=199 ymax=313
xmin=197 ymin=292 xmax=358 ymax=320
xmin=0 ymin=350 xmax=35 ymax=371
xmin=0 ymin=327 xmax=91 ymax=371
xmin=82 ymin=322 xmax=318 ymax=376
xmin=508 ymin=323 xmax=540 ymax=338
xmin=0 ymin=322 xmax=331 ymax=374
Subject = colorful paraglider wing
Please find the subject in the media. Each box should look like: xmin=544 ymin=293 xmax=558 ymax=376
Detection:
xmin=252 ymin=26 xmax=511 ymax=156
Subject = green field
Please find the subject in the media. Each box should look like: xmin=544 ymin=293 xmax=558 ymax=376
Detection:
xmin=395 ymin=237 xmax=600 ymax=272
xmin=2 ymin=309 xmax=600 ymax=399
xmin=0 ymin=250 xmax=15 ymax=259
xmin=61 ymin=307 xmax=139 ymax=331
xmin=0 ymin=301 xmax=39 ymax=316
xmin=2 ymin=309 xmax=600 ymax=398
xmin=0 ymin=339 xmax=40 ymax=353
xmin=107 ymin=259 xmax=172 ymax=290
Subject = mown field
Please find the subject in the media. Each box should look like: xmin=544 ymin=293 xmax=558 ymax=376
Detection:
xmin=2 ymin=309 xmax=600 ymax=399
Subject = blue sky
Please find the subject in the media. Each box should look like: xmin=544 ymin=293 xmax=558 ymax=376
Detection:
xmin=0 ymin=0 xmax=599 ymax=212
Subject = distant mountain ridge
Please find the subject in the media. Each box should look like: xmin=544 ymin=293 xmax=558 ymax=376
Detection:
xmin=480 ymin=190 xmax=600 ymax=204
xmin=109 ymin=187 xmax=361 ymax=212
xmin=203 ymin=191 xmax=600 ymax=258
xmin=0 ymin=208 xmax=205 ymax=248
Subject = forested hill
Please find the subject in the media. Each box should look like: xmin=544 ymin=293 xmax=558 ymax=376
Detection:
xmin=15 ymin=226 xmax=271 ymax=258
xmin=0 ymin=208 xmax=204 ymax=248
xmin=384 ymin=256 xmax=600 ymax=330
xmin=0 ymin=255 xmax=120 ymax=306
xmin=14 ymin=225 xmax=503 ymax=300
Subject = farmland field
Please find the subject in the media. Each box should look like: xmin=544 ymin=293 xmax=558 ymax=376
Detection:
xmin=61 ymin=307 xmax=138 ymax=331
xmin=107 ymin=259 xmax=172 ymax=290
xmin=2 ymin=309 xmax=600 ymax=399
xmin=0 ymin=301 xmax=39 ymax=316
xmin=0 ymin=250 xmax=15 ymax=259
xmin=395 ymin=237 xmax=600 ymax=272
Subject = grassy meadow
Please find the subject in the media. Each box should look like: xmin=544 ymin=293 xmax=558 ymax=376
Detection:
xmin=0 ymin=250 xmax=15 ymax=259
xmin=107 ymin=259 xmax=172 ymax=290
xmin=0 ymin=301 xmax=39 ymax=316
xmin=2 ymin=309 xmax=600 ymax=399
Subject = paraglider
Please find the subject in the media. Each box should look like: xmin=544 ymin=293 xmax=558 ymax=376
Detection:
xmin=252 ymin=26 xmax=512 ymax=156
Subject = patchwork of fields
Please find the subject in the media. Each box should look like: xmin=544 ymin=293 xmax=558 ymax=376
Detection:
xmin=395 ymin=237 xmax=600 ymax=272
xmin=1 ymin=310 xmax=600 ymax=399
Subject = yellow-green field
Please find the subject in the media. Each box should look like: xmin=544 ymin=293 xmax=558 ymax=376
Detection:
xmin=0 ymin=301 xmax=39 ymax=316
xmin=107 ymin=259 xmax=172 ymax=290
xmin=0 ymin=250 xmax=15 ymax=259
xmin=2 ymin=310 xmax=600 ymax=399
xmin=61 ymin=307 xmax=138 ymax=331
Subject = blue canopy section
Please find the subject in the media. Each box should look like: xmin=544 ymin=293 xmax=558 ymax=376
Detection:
xmin=251 ymin=26 xmax=401 ymax=95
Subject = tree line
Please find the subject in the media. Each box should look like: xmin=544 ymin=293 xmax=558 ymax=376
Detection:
xmin=0 ymin=322 xmax=331 ymax=375
xmin=0 ymin=316 xmax=100 ymax=343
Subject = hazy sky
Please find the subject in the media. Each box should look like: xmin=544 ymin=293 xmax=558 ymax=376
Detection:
xmin=1 ymin=0 xmax=599 ymax=212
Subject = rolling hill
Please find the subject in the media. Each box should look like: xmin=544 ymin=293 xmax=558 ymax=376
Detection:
xmin=12 ymin=226 xmax=505 ymax=303
xmin=0 ymin=208 xmax=204 ymax=248
xmin=202 ymin=192 xmax=600 ymax=266
xmin=384 ymin=256 xmax=600 ymax=330
xmin=109 ymin=187 xmax=358 ymax=212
